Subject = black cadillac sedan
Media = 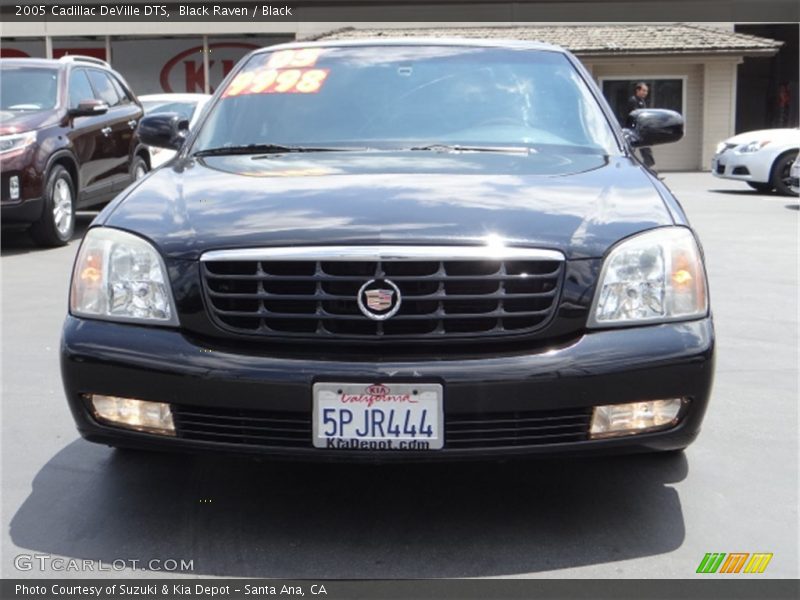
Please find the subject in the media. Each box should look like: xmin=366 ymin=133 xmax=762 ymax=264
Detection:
xmin=61 ymin=39 xmax=714 ymax=460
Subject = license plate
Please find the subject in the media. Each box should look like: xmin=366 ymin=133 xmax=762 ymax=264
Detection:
xmin=312 ymin=382 xmax=443 ymax=450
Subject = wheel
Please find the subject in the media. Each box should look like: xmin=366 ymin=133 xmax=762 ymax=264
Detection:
xmin=131 ymin=154 xmax=148 ymax=181
xmin=30 ymin=165 xmax=75 ymax=247
xmin=747 ymin=181 xmax=773 ymax=193
xmin=771 ymin=151 xmax=798 ymax=196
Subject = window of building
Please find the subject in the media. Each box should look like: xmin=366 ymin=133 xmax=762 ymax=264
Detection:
xmin=601 ymin=78 xmax=685 ymax=127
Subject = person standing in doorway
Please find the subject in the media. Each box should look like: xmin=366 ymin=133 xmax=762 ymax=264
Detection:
xmin=626 ymin=82 xmax=656 ymax=170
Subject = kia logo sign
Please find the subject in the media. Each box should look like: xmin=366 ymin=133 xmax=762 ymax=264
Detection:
xmin=159 ymin=42 xmax=258 ymax=93
xmin=366 ymin=385 xmax=390 ymax=396
xmin=0 ymin=49 xmax=30 ymax=58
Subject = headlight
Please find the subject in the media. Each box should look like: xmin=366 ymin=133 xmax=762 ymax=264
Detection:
xmin=0 ymin=131 xmax=36 ymax=154
xmin=589 ymin=227 xmax=708 ymax=327
xmin=70 ymin=227 xmax=178 ymax=325
xmin=738 ymin=140 xmax=770 ymax=153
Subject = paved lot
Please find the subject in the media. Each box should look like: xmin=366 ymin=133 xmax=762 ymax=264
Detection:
xmin=1 ymin=172 xmax=797 ymax=579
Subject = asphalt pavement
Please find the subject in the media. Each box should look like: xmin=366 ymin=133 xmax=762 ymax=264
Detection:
xmin=1 ymin=172 xmax=797 ymax=579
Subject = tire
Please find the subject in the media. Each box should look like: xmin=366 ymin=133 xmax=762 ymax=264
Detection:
xmin=747 ymin=181 xmax=773 ymax=193
xmin=771 ymin=151 xmax=799 ymax=196
xmin=131 ymin=154 xmax=149 ymax=182
xmin=30 ymin=165 xmax=75 ymax=247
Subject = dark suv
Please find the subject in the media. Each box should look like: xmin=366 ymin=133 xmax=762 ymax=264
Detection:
xmin=1 ymin=56 xmax=149 ymax=246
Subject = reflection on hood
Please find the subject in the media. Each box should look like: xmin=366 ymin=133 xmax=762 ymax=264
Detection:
xmin=103 ymin=150 xmax=673 ymax=260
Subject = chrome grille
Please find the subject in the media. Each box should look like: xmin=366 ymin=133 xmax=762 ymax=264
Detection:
xmin=200 ymin=246 xmax=564 ymax=340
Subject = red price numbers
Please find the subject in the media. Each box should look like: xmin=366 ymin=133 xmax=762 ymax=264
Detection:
xmin=223 ymin=68 xmax=329 ymax=97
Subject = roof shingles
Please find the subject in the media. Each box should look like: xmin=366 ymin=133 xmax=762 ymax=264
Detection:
xmin=307 ymin=24 xmax=783 ymax=56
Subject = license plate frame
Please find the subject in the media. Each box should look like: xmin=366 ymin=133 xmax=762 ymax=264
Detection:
xmin=312 ymin=382 xmax=444 ymax=450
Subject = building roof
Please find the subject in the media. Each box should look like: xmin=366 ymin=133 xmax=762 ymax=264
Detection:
xmin=306 ymin=24 xmax=783 ymax=57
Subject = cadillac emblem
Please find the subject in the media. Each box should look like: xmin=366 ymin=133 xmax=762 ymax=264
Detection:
xmin=357 ymin=279 xmax=402 ymax=321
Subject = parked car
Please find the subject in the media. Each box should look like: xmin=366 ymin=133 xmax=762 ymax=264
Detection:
xmin=711 ymin=128 xmax=799 ymax=196
xmin=0 ymin=56 xmax=150 ymax=246
xmin=139 ymin=93 xmax=211 ymax=167
xmin=790 ymin=157 xmax=799 ymax=195
xmin=62 ymin=40 xmax=714 ymax=460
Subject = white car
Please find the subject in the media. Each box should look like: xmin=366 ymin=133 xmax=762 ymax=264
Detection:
xmin=790 ymin=158 xmax=799 ymax=195
xmin=711 ymin=128 xmax=799 ymax=196
xmin=139 ymin=93 xmax=211 ymax=167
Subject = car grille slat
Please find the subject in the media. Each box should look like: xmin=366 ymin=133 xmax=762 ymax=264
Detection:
xmin=172 ymin=405 xmax=591 ymax=449
xmin=177 ymin=429 xmax=310 ymax=446
xmin=201 ymin=250 xmax=564 ymax=341
xmin=209 ymin=308 xmax=555 ymax=320
xmin=445 ymin=408 xmax=591 ymax=447
xmin=447 ymin=414 xmax=590 ymax=426
xmin=176 ymin=419 xmax=311 ymax=434
xmin=204 ymin=272 xmax=559 ymax=282
xmin=172 ymin=406 xmax=312 ymax=447
xmin=205 ymin=290 xmax=558 ymax=301
xmin=447 ymin=422 xmax=589 ymax=435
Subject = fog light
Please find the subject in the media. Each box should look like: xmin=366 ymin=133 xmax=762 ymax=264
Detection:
xmin=9 ymin=175 xmax=20 ymax=200
xmin=590 ymin=398 xmax=685 ymax=438
xmin=89 ymin=395 xmax=175 ymax=436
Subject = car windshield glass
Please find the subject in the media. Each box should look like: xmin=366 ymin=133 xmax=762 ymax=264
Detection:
xmin=142 ymin=100 xmax=198 ymax=121
xmin=192 ymin=45 xmax=620 ymax=155
xmin=0 ymin=67 xmax=59 ymax=111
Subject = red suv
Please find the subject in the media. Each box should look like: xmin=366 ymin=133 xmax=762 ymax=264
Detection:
xmin=1 ymin=56 xmax=150 ymax=246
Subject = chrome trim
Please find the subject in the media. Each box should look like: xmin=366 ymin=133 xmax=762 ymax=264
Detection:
xmin=200 ymin=246 xmax=565 ymax=262
xmin=58 ymin=55 xmax=111 ymax=68
xmin=357 ymin=279 xmax=402 ymax=321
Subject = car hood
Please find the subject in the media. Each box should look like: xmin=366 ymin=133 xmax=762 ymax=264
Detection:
xmin=0 ymin=109 xmax=59 ymax=135
xmin=103 ymin=150 xmax=675 ymax=260
xmin=723 ymin=128 xmax=800 ymax=146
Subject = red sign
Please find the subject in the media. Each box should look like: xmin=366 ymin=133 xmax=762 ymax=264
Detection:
xmin=53 ymin=48 xmax=106 ymax=60
xmin=159 ymin=42 xmax=258 ymax=93
xmin=0 ymin=48 xmax=30 ymax=58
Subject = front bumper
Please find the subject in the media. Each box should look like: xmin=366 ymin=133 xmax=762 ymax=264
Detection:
xmin=61 ymin=316 xmax=715 ymax=461
xmin=711 ymin=152 xmax=770 ymax=183
xmin=0 ymin=194 xmax=43 ymax=225
xmin=1 ymin=146 xmax=45 ymax=225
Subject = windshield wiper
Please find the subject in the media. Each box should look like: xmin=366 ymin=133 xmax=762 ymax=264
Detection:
xmin=193 ymin=144 xmax=354 ymax=157
xmin=409 ymin=144 xmax=534 ymax=154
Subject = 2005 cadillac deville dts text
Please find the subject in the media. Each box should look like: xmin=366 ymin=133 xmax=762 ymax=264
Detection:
xmin=60 ymin=39 xmax=714 ymax=460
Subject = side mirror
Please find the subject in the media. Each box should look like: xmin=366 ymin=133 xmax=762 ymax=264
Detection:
xmin=68 ymin=99 xmax=109 ymax=117
xmin=137 ymin=113 xmax=189 ymax=151
xmin=625 ymin=109 xmax=684 ymax=147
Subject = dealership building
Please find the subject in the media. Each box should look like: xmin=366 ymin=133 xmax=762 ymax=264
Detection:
xmin=1 ymin=5 xmax=796 ymax=171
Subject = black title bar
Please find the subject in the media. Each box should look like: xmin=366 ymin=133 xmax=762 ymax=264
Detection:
xmin=3 ymin=579 xmax=800 ymax=600
xmin=1 ymin=0 xmax=799 ymax=22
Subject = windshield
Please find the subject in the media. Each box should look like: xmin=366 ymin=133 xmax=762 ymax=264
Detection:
xmin=142 ymin=100 xmax=198 ymax=122
xmin=0 ymin=67 xmax=59 ymax=111
xmin=192 ymin=45 xmax=620 ymax=155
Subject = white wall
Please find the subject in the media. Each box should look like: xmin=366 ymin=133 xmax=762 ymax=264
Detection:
xmin=589 ymin=59 xmax=704 ymax=170
xmin=701 ymin=59 xmax=740 ymax=169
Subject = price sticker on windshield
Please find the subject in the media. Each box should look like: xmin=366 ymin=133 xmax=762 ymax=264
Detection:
xmin=223 ymin=68 xmax=329 ymax=97
xmin=266 ymin=48 xmax=324 ymax=69
xmin=223 ymin=48 xmax=329 ymax=97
